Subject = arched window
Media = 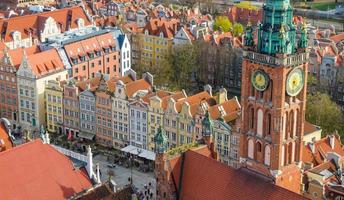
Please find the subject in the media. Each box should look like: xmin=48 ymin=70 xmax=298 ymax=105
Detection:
xmin=265 ymin=113 xmax=271 ymax=135
xmin=289 ymin=110 xmax=294 ymax=138
xmin=288 ymin=143 xmax=293 ymax=165
xmin=248 ymin=139 xmax=254 ymax=159
xmin=257 ymin=141 xmax=262 ymax=152
xmin=264 ymin=145 xmax=271 ymax=166
xmin=249 ymin=107 xmax=254 ymax=130
xmin=285 ymin=112 xmax=289 ymax=140
xmin=257 ymin=109 xmax=263 ymax=137
xmin=282 ymin=113 xmax=287 ymax=140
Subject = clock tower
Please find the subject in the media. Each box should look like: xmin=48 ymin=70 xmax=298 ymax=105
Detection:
xmin=239 ymin=0 xmax=309 ymax=193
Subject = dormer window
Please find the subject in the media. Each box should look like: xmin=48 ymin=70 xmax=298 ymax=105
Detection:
xmin=104 ymin=48 xmax=110 ymax=54
xmin=88 ymin=52 xmax=94 ymax=59
xmin=12 ymin=31 xmax=21 ymax=41
xmin=111 ymin=46 xmax=116 ymax=51
xmin=95 ymin=50 xmax=101 ymax=56
xmin=159 ymin=32 xmax=164 ymax=38
xmin=72 ymin=58 xmax=78 ymax=64
xmin=80 ymin=56 xmax=86 ymax=62
xmin=145 ymin=29 xmax=149 ymax=35
xmin=77 ymin=18 xmax=85 ymax=29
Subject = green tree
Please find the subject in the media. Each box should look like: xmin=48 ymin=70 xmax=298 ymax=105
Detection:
xmin=306 ymin=92 xmax=344 ymax=137
xmin=233 ymin=23 xmax=244 ymax=37
xmin=213 ymin=16 xmax=232 ymax=32
xmin=169 ymin=44 xmax=200 ymax=91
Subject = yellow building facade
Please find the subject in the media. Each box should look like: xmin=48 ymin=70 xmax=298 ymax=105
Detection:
xmin=45 ymin=80 xmax=64 ymax=133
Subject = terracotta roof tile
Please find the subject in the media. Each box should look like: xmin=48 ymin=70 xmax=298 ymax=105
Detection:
xmin=8 ymin=45 xmax=41 ymax=69
xmin=26 ymin=48 xmax=65 ymax=77
xmin=0 ymin=140 xmax=92 ymax=200
xmin=170 ymin=149 xmax=307 ymax=200
xmin=125 ymin=78 xmax=152 ymax=98
xmin=0 ymin=7 xmax=91 ymax=43
xmin=302 ymin=135 xmax=344 ymax=166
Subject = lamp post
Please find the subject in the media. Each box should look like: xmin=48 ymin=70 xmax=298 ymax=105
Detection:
xmin=130 ymin=154 xmax=133 ymax=186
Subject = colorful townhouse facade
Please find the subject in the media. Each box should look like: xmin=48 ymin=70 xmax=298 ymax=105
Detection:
xmin=95 ymin=76 xmax=113 ymax=147
xmin=0 ymin=48 xmax=18 ymax=129
xmin=45 ymin=80 xmax=64 ymax=134
xmin=63 ymin=80 xmax=80 ymax=138
xmin=79 ymin=87 xmax=96 ymax=141
xmin=134 ymin=18 xmax=178 ymax=67
xmin=112 ymin=72 xmax=153 ymax=148
xmin=129 ymin=99 xmax=149 ymax=149
xmin=17 ymin=48 xmax=68 ymax=134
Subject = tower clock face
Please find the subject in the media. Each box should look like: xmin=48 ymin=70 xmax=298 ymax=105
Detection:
xmin=251 ymin=70 xmax=269 ymax=91
xmin=286 ymin=67 xmax=304 ymax=96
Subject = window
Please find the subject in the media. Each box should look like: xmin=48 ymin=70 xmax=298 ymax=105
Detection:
xmin=248 ymin=139 xmax=254 ymax=159
xmin=98 ymin=60 xmax=101 ymax=65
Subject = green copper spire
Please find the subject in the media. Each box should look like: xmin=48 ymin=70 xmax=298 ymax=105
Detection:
xmin=154 ymin=126 xmax=168 ymax=154
xmin=244 ymin=21 xmax=254 ymax=47
xmin=298 ymin=22 xmax=308 ymax=49
xmin=202 ymin=111 xmax=213 ymax=137
xmin=257 ymin=0 xmax=296 ymax=55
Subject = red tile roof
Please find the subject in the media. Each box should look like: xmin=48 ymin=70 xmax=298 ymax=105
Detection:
xmin=0 ymin=140 xmax=92 ymax=200
xmin=170 ymin=148 xmax=307 ymax=200
xmin=303 ymin=135 xmax=344 ymax=166
xmin=8 ymin=45 xmax=41 ymax=69
xmin=26 ymin=48 xmax=65 ymax=77
xmin=125 ymin=78 xmax=152 ymax=98
xmin=0 ymin=123 xmax=13 ymax=152
xmin=144 ymin=18 xmax=179 ymax=39
xmin=0 ymin=6 xmax=91 ymax=42
xmin=330 ymin=32 xmax=344 ymax=44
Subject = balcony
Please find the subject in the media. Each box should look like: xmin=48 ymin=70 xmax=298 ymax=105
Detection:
xmin=243 ymin=50 xmax=309 ymax=67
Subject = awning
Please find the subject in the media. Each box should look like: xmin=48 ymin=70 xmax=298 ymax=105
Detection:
xmin=120 ymin=145 xmax=156 ymax=161
xmin=78 ymin=131 xmax=95 ymax=140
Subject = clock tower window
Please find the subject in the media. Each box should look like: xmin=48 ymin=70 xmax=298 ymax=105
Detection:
xmin=249 ymin=107 xmax=255 ymax=130
xmin=248 ymin=139 xmax=254 ymax=159
xmin=264 ymin=145 xmax=271 ymax=166
xmin=265 ymin=113 xmax=272 ymax=136
xmin=257 ymin=109 xmax=263 ymax=137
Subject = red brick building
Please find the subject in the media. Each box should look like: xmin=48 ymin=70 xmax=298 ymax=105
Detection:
xmin=239 ymin=0 xmax=309 ymax=194
xmin=64 ymin=32 xmax=120 ymax=81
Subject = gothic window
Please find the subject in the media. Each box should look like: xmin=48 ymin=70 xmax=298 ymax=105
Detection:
xmin=265 ymin=113 xmax=272 ymax=135
xmin=264 ymin=145 xmax=271 ymax=166
xmin=289 ymin=110 xmax=294 ymax=138
xmin=283 ymin=113 xmax=288 ymax=140
xmin=257 ymin=109 xmax=263 ymax=137
xmin=256 ymin=141 xmax=262 ymax=152
xmin=288 ymin=142 xmax=293 ymax=165
xmin=249 ymin=107 xmax=254 ymax=130
xmin=281 ymin=145 xmax=285 ymax=167
xmin=248 ymin=139 xmax=254 ymax=159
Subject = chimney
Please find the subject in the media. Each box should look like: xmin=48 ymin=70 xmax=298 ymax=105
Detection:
xmin=204 ymin=84 xmax=212 ymax=96
xmin=142 ymin=72 xmax=153 ymax=86
xmin=218 ymin=87 xmax=228 ymax=104
xmin=86 ymin=146 xmax=94 ymax=179
xmin=329 ymin=135 xmax=335 ymax=149
xmin=96 ymin=163 xmax=101 ymax=184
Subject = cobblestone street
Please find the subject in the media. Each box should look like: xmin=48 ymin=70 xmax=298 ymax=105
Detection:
xmin=93 ymin=154 xmax=156 ymax=196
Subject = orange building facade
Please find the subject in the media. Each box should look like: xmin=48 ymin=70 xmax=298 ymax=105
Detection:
xmin=64 ymin=32 xmax=120 ymax=81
